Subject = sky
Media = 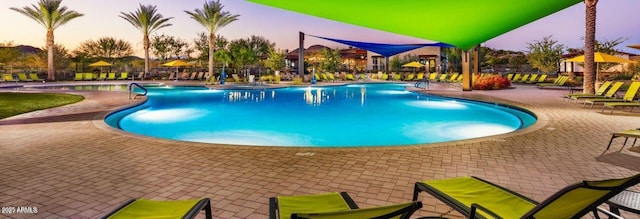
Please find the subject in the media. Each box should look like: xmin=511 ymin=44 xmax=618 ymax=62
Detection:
xmin=1 ymin=0 xmax=639 ymax=57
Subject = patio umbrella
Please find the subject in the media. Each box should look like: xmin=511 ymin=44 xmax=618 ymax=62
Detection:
xmin=565 ymin=52 xmax=637 ymax=64
xmin=89 ymin=60 xmax=112 ymax=73
xmin=565 ymin=52 xmax=637 ymax=82
xmin=402 ymin=61 xmax=425 ymax=68
xmin=402 ymin=61 xmax=424 ymax=73
xmin=628 ymin=44 xmax=640 ymax=50
xmin=163 ymin=60 xmax=191 ymax=78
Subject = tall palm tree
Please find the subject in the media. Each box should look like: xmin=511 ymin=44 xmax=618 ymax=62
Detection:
xmin=185 ymin=0 xmax=239 ymax=78
xmin=583 ymin=0 xmax=598 ymax=94
xmin=120 ymin=4 xmax=173 ymax=76
xmin=11 ymin=0 xmax=83 ymax=81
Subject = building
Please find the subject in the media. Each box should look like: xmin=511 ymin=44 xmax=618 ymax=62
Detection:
xmin=286 ymin=44 xmax=443 ymax=73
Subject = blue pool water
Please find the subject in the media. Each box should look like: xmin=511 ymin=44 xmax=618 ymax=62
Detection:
xmin=106 ymin=83 xmax=536 ymax=147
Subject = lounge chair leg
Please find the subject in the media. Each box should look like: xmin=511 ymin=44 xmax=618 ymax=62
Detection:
xmin=607 ymin=135 xmax=617 ymax=150
xmin=205 ymin=200 xmax=213 ymax=219
xmin=413 ymin=183 xmax=420 ymax=201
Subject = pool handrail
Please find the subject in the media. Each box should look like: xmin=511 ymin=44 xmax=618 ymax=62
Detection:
xmin=128 ymin=82 xmax=148 ymax=99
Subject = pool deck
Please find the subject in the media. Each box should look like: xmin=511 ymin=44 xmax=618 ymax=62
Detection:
xmin=1 ymin=81 xmax=640 ymax=218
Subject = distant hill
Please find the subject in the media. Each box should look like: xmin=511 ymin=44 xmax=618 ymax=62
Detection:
xmin=16 ymin=45 xmax=42 ymax=54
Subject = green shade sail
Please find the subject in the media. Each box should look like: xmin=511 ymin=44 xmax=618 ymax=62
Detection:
xmin=247 ymin=0 xmax=583 ymax=50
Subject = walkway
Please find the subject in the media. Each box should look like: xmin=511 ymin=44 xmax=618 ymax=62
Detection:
xmin=1 ymin=82 xmax=639 ymax=218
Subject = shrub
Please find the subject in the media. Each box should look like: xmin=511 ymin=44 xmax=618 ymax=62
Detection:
xmin=472 ymin=75 xmax=511 ymax=90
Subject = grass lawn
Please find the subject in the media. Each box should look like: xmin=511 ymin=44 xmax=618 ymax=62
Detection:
xmin=0 ymin=92 xmax=84 ymax=119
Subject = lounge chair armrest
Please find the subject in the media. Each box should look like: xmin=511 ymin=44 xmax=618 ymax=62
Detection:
xmin=469 ymin=203 xmax=502 ymax=219
xmin=596 ymin=207 xmax=623 ymax=219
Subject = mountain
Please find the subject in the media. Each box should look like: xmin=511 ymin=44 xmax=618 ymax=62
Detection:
xmin=16 ymin=45 xmax=42 ymax=54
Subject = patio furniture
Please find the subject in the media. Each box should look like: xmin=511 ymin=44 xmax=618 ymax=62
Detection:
xmin=564 ymin=81 xmax=617 ymax=103
xmin=270 ymin=192 xmax=423 ymax=219
xmin=537 ymin=75 xmax=568 ymax=88
xmin=606 ymin=129 xmax=640 ymax=150
xmin=606 ymin=190 xmax=640 ymax=217
xmin=413 ymin=174 xmax=640 ymax=219
xmin=17 ymin=73 xmax=33 ymax=82
xmin=29 ymin=73 xmax=43 ymax=81
xmin=526 ymin=74 xmax=547 ymax=84
xmin=118 ymin=72 xmax=129 ymax=80
xmin=101 ymin=198 xmax=212 ymax=219
xmin=584 ymin=82 xmax=640 ymax=108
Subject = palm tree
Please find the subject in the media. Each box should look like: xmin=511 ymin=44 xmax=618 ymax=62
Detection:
xmin=583 ymin=0 xmax=598 ymax=94
xmin=11 ymin=0 xmax=83 ymax=81
xmin=120 ymin=4 xmax=173 ymax=76
xmin=185 ymin=0 xmax=239 ymax=78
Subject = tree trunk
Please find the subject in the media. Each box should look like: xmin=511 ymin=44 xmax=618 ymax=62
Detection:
xmin=47 ymin=29 xmax=55 ymax=81
xmin=208 ymin=32 xmax=215 ymax=77
xmin=583 ymin=0 xmax=598 ymax=94
xmin=143 ymin=34 xmax=150 ymax=75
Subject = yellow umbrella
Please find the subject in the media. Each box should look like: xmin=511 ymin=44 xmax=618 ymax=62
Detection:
xmin=89 ymin=60 xmax=112 ymax=73
xmin=402 ymin=61 xmax=425 ymax=68
xmin=163 ymin=60 xmax=191 ymax=78
xmin=628 ymin=44 xmax=640 ymax=50
xmin=89 ymin=60 xmax=112 ymax=67
xmin=565 ymin=52 xmax=636 ymax=63
xmin=162 ymin=60 xmax=191 ymax=67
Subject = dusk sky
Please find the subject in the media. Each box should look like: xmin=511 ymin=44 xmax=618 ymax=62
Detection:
xmin=2 ymin=0 xmax=639 ymax=56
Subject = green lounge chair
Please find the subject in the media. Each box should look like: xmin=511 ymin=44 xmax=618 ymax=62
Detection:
xmin=526 ymin=74 xmax=547 ymax=84
xmin=602 ymin=101 xmax=640 ymax=114
xmin=107 ymin=73 xmax=116 ymax=80
xmin=446 ymin=73 xmax=459 ymax=82
xmin=29 ymin=73 xmax=43 ymax=81
xmin=269 ymin=192 xmax=422 ymax=219
xmin=97 ymin=73 xmax=107 ymax=80
xmin=2 ymin=74 xmax=17 ymax=82
xmin=516 ymin=74 xmax=530 ymax=83
xmin=380 ymin=73 xmax=388 ymax=80
xmin=101 ymin=198 xmax=212 ymax=219
xmin=404 ymin=73 xmax=415 ymax=81
xmin=327 ymin=73 xmax=336 ymax=82
xmin=537 ymin=75 xmax=568 ymax=88
xmin=413 ymin=174 xmax=640 ymax=219
xmin=455 ymin=74 xmax=464 ymax=82
xmin=414 ymin=73 xmax=424 ymax=81
xmin=393 ymin=73 xmax=402 ymax=81
xmin=428 ymin=73 xmax=438 ymax=82
xmin=584 ymin=81 xmax=640 ymax=108
xmin=606 ymin=129 xmax=640 ymax=150
xmin=320 ymin=73 xmax=329 ymax=81
xmin=83 ymin=73 xmax=94 ymax=81
xmin=524 ymin=74 xmax=538 ymax=83
xmin=511 ymin=73 xmax=522 ymax=82
xmin=74 ymin=73 xmax=83 ymax=81
xmin=345 ymin=73 xmax=355 ymax=81
xmin=17 ymin=73 xmax=33 ymax=82
xmin=118 ymin=72 xmax=129 ymax=80
xmin=506 ymin=73 xmax=514 ymax=80
xmin=564 ymin=81 xmax=614 ymax=102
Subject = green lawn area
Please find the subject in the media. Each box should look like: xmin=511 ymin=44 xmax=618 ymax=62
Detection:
xmin=0 ymin=92 xmax=84 ymax=119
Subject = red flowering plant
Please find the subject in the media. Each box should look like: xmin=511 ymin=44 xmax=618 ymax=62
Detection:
xmin=472 ymin=75 xmax=511 ymax=90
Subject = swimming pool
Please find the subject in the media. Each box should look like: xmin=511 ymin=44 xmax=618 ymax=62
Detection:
xmin=106 ymin=83 xmax=536 ymax=147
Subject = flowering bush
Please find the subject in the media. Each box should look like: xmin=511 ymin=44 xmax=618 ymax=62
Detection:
xmin=472 ymin=75 xmax=511 ymax=90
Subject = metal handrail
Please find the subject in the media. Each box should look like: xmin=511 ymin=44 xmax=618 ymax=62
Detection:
xmin=128 ymin=82 xmax=148 ymax=99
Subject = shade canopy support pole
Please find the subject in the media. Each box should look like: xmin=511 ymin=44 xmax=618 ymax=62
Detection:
xmin=462 ymin=49 xmax=472 ymax=91
xmin=385 ymin=56 xmax=390 ymax=73
xmin=299 ymin=32 xmax=305 ymax=76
